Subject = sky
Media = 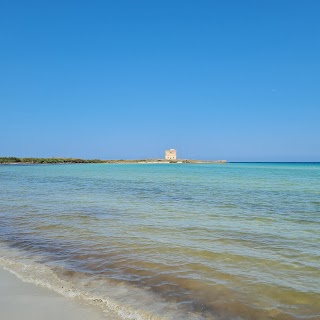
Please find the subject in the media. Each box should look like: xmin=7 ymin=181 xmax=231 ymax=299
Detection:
xmin=0 ymin=0 xmax=319 ymax=161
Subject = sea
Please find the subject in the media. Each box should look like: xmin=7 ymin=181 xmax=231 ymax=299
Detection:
xmin=0 ymin=163 xmax=319 ymax=320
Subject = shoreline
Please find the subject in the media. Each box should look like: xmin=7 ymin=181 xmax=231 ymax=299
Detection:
xmin=0 ymin=266 xmax=107 ymax=320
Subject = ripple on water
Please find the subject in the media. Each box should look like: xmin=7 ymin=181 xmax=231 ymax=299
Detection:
xmin=0 ymin=163 xmax=320 ymax=319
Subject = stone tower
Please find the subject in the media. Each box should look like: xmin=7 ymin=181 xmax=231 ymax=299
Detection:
xmin=165 ymin=149 xmax=177 ymax=160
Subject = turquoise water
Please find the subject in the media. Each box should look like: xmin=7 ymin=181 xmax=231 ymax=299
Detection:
xmin=0 ymin=163 xmax=319 ymax=319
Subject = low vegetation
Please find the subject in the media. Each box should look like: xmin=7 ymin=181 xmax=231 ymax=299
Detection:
xmin=0 ymin=157 xmax=104 ymax=164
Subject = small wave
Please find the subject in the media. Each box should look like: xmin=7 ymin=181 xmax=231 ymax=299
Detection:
xmin=0 ymin=246 xmax=203 ymax=320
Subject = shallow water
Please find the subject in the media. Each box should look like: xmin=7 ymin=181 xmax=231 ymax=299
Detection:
xmin=0 ymin=163 xmax=319 ymax=319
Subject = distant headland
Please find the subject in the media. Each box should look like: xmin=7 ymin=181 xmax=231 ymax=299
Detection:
xmin=0 ymin=157 xmax=227 ymax=164
xmin=0 ymin=149 xmax=227 ymax=164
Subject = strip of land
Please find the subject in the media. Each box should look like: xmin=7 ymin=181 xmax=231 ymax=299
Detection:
xmin=0 ymin=157 xmax=227 ymax=164
xmin=0 ymin=267 xmax=106 ymax=320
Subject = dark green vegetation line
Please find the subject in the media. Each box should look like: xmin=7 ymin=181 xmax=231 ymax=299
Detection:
xmin=0 ymin=157 xmax=105 ymax=164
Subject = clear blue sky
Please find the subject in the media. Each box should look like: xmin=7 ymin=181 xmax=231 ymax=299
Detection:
xmin=0 ymin=1 xmax=319 ymax=161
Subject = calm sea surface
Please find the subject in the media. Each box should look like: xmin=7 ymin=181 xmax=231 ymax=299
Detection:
xmin=0 ymin=163 xmax=319 ymax=320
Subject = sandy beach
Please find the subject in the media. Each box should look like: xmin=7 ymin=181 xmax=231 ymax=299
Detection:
xmin=0 ymin=267 xmax=106 ymax=320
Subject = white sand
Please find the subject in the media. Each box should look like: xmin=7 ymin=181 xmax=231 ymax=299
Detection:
xmin=0 ymin=267 xmax=106 ymax=320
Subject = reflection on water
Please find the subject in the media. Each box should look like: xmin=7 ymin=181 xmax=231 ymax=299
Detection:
xmin=0 ymin=163 xmax=320 ymax=319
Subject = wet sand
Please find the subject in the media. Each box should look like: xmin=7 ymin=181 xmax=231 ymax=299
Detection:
xmin=0 ymin=267 xmax=106 ymax=320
